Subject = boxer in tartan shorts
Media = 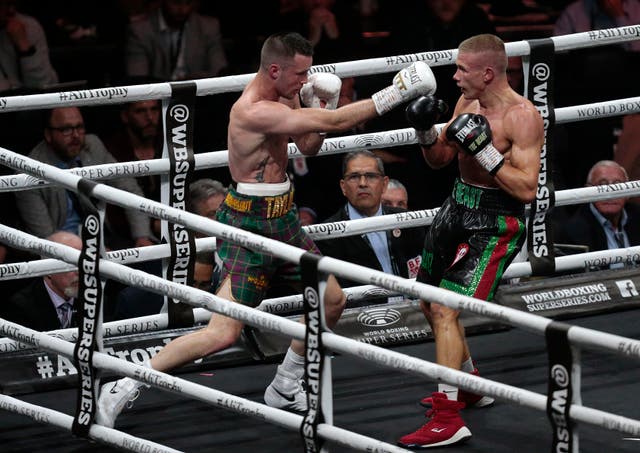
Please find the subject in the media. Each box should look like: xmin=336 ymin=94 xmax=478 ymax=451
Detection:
xmin=215 ymin=183 xmax=321 ymax=306
xmin=96 ymin=30 xmax=437 ymax=427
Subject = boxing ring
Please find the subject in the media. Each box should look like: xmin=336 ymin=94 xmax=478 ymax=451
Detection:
xmin=1 ymin=26 xmax=640 ymax=452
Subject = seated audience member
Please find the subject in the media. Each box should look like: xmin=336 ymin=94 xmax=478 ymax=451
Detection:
xmin=103 ymin=99 xmax=163 ymax=239
xmin=1 ymin=231 xmax=81 ymax=331
xmin=187 ymin=178 xmax=227 ymax=225
xmin=125 ymin=0 xmax=228 ymax=81
xmin=317 ymin=150 xmax=426 ymax=303
xmin=556 ymin=160 xmax=640 ymax=269
xmin=15 ymin=107 xmax=155 ymax=250
xmin=0 ymin=0 xmax=58 ymax=92
xmin=382 ymin=178 xmax=409 ymax=210
xmin=188 ymin=178 xmax=227 ymax=291
xmin=554 ymin=0 xmax=640 ymax=52
xmin=298 ymin=206 xmax=318 ymax=226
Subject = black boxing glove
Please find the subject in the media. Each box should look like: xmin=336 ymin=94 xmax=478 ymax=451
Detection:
xmin=446 ymin=113 xmax=504 ymax=175
xmin=405 ymin=95 xmax=448 ymax=146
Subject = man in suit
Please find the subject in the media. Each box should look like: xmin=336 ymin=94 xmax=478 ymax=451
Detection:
xmin=1 ymin=231 xmax=81 ymax=331
xmin=15 ymin=107 xmax=154 ymax=250
xmin=556 ymin=160 xmax=640 ymax=269
xmin=125 ymin=0 xmax=228 ymax=81
xmin=317 ymin=150 xmax=426 ymax=303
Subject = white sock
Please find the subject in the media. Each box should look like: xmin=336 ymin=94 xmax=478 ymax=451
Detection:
xmin=279 ymin=348 xmax=305 ymax=378
xmin=461 ymin=357 xmax=474 ymax=373
xmin=438 ymin=383 xmax=458 ymax=400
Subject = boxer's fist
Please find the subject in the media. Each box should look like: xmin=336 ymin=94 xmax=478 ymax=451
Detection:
xmin=372 ymin=61 xmax=436 ymax=115
xmin=300 ymin=73 xmax=342 ymax=110
xmin=446 ymin=113 xmax=504 ymax=175
xmin=405 ymin=95 xmax=448 ymax=146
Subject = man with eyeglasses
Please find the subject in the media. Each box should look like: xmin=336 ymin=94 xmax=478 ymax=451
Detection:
xmin=556 ymin=160 xmax=640 ymax=269
xmin=317 ymin=150 xmax=426 ymax=304
xmin=15 ymin=106 xmax=154 ymax=249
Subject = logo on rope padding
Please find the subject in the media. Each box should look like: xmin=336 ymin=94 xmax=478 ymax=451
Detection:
xmin=357 ymin=307 xmax=402 ymax=327
xmin=354 ymin=134 xmax=385 ymax=147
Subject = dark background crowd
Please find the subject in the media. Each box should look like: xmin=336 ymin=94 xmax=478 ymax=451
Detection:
xmin=0 ymin=0 xmax=639 ymax=325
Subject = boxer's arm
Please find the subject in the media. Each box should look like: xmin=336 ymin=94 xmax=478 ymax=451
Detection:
xmin=492 ymin=106 xmax=544 ymax=203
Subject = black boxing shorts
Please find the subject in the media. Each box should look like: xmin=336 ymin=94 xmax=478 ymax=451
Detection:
xmin=417 ymin=178 xmax=525 ymax=301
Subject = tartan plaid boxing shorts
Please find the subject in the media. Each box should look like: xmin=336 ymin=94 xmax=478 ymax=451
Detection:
xmin=214 ymin=184 xmax=320 ymax=306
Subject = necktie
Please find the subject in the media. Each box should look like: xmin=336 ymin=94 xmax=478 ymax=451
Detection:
xmin=614 ymin=231 xmax=626 ymax=249
xmin=59 ymin=302 xmax=73 ymax=328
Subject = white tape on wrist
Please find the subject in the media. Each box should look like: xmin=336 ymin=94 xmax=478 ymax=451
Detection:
xmin=372 ymin=86 xmax=402 ymax=115
xmin=416 ymin=127 xmax=438 ymax=146
xmin=476 ymin=143 xmax=504 ymax=174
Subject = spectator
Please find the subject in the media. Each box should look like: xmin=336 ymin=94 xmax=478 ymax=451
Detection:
xmin=382 ymin=178 xmax=409 ymax=209
xmin=103 ymin=98 xmax=163 ymax=240
xmin=0 ymin=231 xmax=81 ymax=331
xmin=615 ymin=113 xmax=640 ymax=204
xmin=124 ymin=0 xmax=228 ymax=82
xmin=187 ymin=178 xmax=227 ymax=225
xmin=552 ymin=1 xmax=640 ymax=191
xmin=15 ymin=107 xmax=155 ymax=250
xmin=298 ymin=206 xmax=317 ymax=226
xmin=554 ymin=0 xmax=640 ymax=52
xmin=317 ymin=150 xmax=425 ymax=303
xmin=0 ymin=0 xmax=58 ymax=93
xmin=188 ymin=177 xmax=227 ymax=291
xmin=386 ymin=0 xmax=496 ymax=109
xmin=555 ymin=160 xmax=640 ymax=269
xmin=276 ymin=0 xmax=363 ymax=63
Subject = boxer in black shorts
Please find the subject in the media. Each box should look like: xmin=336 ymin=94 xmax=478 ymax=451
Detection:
xmin=419 ymin=178 xmax=525 ymax=300
xmin=398 ymin=34 xmax=544 ymax=448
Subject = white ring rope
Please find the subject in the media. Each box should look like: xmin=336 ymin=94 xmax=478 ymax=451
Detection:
xmin=0 ymin=319 xmax=407 ymax=453
xmin=2 ymin=283 xmax=640 ymax=442
xmin=2 ymin=148 xmax=640 ymax=361
xmin=1 ymin=27 xmax=639 ymax=448
xmin=0 ymin=237 xmax=216 ymax=280
xmin=0 ymin=280 xmax=395 ymax=353
xmin=0 ymin=148 xmax=640 ymax=435
xmin=1 ymin=92 xmax=640 ymax=192
xmin=0 ymin=392 xmax=181 ymax=453
xmin=0 ymin=26 xmax=637 ymax=112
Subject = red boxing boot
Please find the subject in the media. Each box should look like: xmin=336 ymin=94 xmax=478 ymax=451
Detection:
xmin=399 ymin=392 xmax=471 ymax=448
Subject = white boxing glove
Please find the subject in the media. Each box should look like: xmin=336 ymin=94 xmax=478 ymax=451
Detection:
xmin=300 ymin=73 xmax=342 ymax=110
xmin=372 ymin=61 xmax=437 ymax=115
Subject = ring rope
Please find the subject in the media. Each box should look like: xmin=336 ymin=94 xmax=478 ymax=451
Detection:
xmin=0 ymin=393 xmax=181 ymax=453
xmin=1 ymin=27 xmax=639 ymax=449
xmin=0 ymin=279 xmax=396 ymax=353
xmin=0 ymin=154 xmax=640 ymax=372
xmin=0 ymin=319 xmax=407 ymax=452
xmin=0 ymin=238 xmax=637 ymax=354
xmin=2 ymin=285 xmax=640 ymax=442
xmin=0 ymin=155 xmax=639 ymax=367
xmin=0 ymin=26 xmax=637 ymax=112
xmin=2 ymin=167 xmax=640 ymax=443
xmin=1 ymin=94 xmax=639 ymax=193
